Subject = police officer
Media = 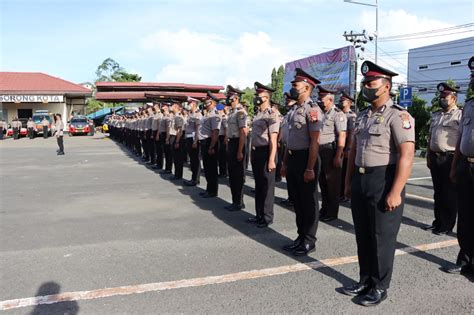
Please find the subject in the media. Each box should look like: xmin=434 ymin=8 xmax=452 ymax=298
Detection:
xmin=445 ymin=56 xmax=474 ymax=275
xmin=145 ymin=106 xmax=155 ymax=165
xmin=55 ymin=113 xmax=65 ymax=155
xmin=170 ymin=102 xmax=185 ymax=180
xmin=0 ymin=119 xmax=6 ymax=140
xmin=152 ymin=103 xmax=164 ymax=170
xmin=341 ymin=61 xmax=415 ymax=306
xmin=184 ymin=97 xmax=202 ymax=186
xmin=317 ymin=86 xmax=347 ymax=222
xmin=27 ymin=118 xmax=35 ymax=139
xmin=424 ymin=83 xmax=461 ymax=235
xmin=281 ymin=69 xmax=323 ymax=256
xmin=247 ymin=82 xmax=280 ymax=228
xmin=217 ymin=104 xmax=228 ymax=178
xmin=12 ymin=117 xmax=21 ymax=140
xmin=224 ymin=85 xmax=248 ymax=211
xmin=41 ymin=117 xmax=49 ymax=139
xmin=160 ymin=104 xmax=173 ymax=174
xmin=198 ymin=92 xmax=222 ymax=198
xmin=338 ymin=91 xmax=356 ymax=203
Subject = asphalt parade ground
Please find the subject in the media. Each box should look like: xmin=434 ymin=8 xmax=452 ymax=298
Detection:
xmin=0 ymin=135 xmax=472 ymax=314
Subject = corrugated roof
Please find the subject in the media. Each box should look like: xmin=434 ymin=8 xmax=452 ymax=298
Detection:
xmin=96 ymin=81 xmax=223 ymax=91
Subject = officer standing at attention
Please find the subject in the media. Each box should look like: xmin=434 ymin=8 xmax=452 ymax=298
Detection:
xmin=152 ymin=103 xmax=163 ymax=170
xmin=198 ymin=92 xmax=222 ymax=198
xmin=445 ymin=56 xmax=474 ymax=275
xmin=146 ymin=106 xmax=156 ymax=165
xmin=338 ymin=91 xmax=356 ymax=203
xmin=160 ymin=104 xmax=173 ymax=175
xmin=317 ymin=86 xmax=347 ymax=222
xmin=27 ymin=118 xmax=35 ymax=139
xmin=281 ymin=69 xmax=323 ymax=256
xmin=424 ymin=82 xmax=462 ymax=235
xmin=11 ymin=117 xmax=21 ymax=140
xmin=247 ymin=82 xmax=280 ymax=228
xmin=341 ymin=61 xmax=415 ymax=306
xmin=0 ymin=119 xmax=6 ymax=140
xmin=217 ymin=104 xmax=228 ymax=178
xmin=55 ymin=113 xmax=65 ymax=155
xmin=224 ymin=85 xmax=248 ymax=211
xmin=170 ymin=102 xmax=185 ymax=180
xmin=184 ymin=97 xmax=202 ymax=186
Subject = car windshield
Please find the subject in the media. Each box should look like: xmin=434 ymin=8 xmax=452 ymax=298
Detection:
xmin=71 ymin=119 xmax=87 ymax=123
xmin=32 ymin=115 xmax=51 ymax=123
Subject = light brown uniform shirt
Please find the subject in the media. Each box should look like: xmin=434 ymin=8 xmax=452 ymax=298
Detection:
xmin=185 ymin=111 xmax=202 ymax=140
xmin=428 ymin=107 xmax=461 ymax=152
xmin=319 ymin=105 xmax=347 ymax=145
xmin=152 ymin=113 xmax=162 ymax=131
xmin=27 ymin=121 xmax=35 ymax=128
xmin=287 ymin=98 xmax=323 ymax=150
xmin=251 ymin=107 xmax=280 ymax=147
xmin=198 ymin=108 xmax=221 ymax=140
xmin=219 ymin=114 xmax=228 ymax=136
xmin=226 ymin=106 xmax=247 ymax=139
xmin=459 ymin=98 xmax=474 ymax=156
xmin=353 ymin=99 xmax=415 ymax=167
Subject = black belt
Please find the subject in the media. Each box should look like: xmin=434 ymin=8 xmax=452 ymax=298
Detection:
xmin=288 ymin=148 xmax=309 ymax=156
xmin=228 ymin=137 xmax=240 ymax=142
xmin=356 ymin=164 xmax=396 ymax=174
xmin=319 ymin=142 xmax=335 ymax=150
xmin=432 ymin=151 xmax=454 ymax=157
xmin=199 ymin=138 xmax=211 ymax=144
xmin=463 ymin=156 xmax=474 ymax=163
xmin=252 ymin=145 xmax=269 ymax=151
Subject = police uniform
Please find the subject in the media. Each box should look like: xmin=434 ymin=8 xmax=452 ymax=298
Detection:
xmin=343 ymin=61 xmax=415 ymax=305
xmin=184 ymin=98 xmax=202 ymax=186
xmin=55 ymin=117 xmax=65 ymax=154
xmin=317 ymin=86 xmax=347 ymax=221
xmin=225 ymin=85 xmax=247 ymax=211
xmin=12 ymin=119 xmax=21 ymax=139
xmin=161 ymin=109 xmax=173 ymax=174
xmin=198 ymin=92 xmax=222 ymax=197
xmin=41 ymin=118 xmax=49 ymax=138
xmin=282 ymin=69 xmax=323 ymax=255
xmin=426 ymin=83 xmax=462 ymax=234
xmin=27 ymin=119 xmax=35 ymax=139
xmin=152 ymin=109 xmax=163 ymax=169
xmin=146 ymin=109 xmax=155 ymax=164
xmin=171 ymin=109 xmax=185 ymax=180
xmin=339 ymin=91 xmax=356 ymax=200
xmin=249 ymin=82 xmax=280 ymax=227
xmin=218 ymin=107 xmax=228 ymax=177
xmin=0 ymin=120 xmax=6 ymax=140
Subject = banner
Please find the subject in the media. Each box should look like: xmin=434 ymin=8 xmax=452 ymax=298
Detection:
xmin=284 ymin=46 xmax=356 ymax=99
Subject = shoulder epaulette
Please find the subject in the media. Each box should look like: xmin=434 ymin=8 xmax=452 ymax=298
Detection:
xmin=392 ymin=104 xmax=407 ymax=111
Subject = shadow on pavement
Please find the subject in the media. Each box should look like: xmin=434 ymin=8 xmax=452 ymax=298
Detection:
xmin=30 ymin=282 xmax=79 ymax=315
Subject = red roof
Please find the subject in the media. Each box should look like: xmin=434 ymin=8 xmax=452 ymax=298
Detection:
xmin=96 ymin=81 xmax=223 ymax=92
xmin=0 ymin=72 xmax=92 ymax=95
xmin=96 ymin=91 xmax=226 ymax=102
xmin=95 ymin=92 xmax=147 ymax=102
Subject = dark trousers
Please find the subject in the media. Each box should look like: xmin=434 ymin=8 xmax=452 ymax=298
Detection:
xmin=227 ymin=138 xmax=245 ymax=206
xmin=0 ymin=128 xmax=3 ymax=140
xmin=455 ymin=157 xmax=474 ymax=267
xmin=28 ymin=128 xmax=34 ymax=139
xmin=155 ymin=135 xmax=164 ymax=169
xmin=200 ymin=138 xmax=218 ymax=195
xmin=13 ymin=127 xmax=19 ymax=139
xmin=218 ymin=135 xmax=227 ymax=176
xmin=172 ymin=136 xmax=185 ymax=179
xmin=57 ymin=136 xmax=64 ymax=152
xmin=245 ymin=132 xmax=251 ymax=171
xmin=43 ymin=126 xmax=48 ymax=138
xmin=251 ymin=146 xmax=275 ymax=223
xmin=143 ymin=130 xmax=151 ymax=160
xmin=162 ymin=132 xmax=173 ymax=171
xmin=275 ymin=142 xmax=284 ymax=182
xmin=318 ymin=147 xmax=342 ymax=218
xmin=340 ymin=156 xmax=348 ymax=198
xmin=135 ymin=131 xmax=142 ymax=155
xmin=351 ymin=165 xmax=403 ymax=290
xmin=428 ymin=152 xmax=457 ymax=231
xmin=287 ymin=149 xmax=320 ymax=244
xmin=149 ymin=131 xmax=157 ymax=164
xmin=186 ymin=137 xmax=200 ymax=182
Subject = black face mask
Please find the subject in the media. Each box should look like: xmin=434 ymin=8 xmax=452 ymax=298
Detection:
xmin=289 ymin=87 xmax=304 ymax=100
xmin=253 ymin=96 xmax=263 ymax=107
xmin=226 ymin=97 xmax=233 ymax=106
xmin=317 ymin=100 xmax=325 ymax=110
xmin=362 ymin=86 xmax=381 ymax=103
xmin=336 ymin=101 xmax=344 ymax=110
xmin=253 ymin=106 xmax=259 ymax=115
xmin=439 ymin=98 xmax=449 ymax=109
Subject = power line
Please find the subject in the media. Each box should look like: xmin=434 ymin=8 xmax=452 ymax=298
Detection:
xmin=378 ymin=23 xmax=474 ymax=40
xmin=379 ymin=30 xmax=474 ymax=42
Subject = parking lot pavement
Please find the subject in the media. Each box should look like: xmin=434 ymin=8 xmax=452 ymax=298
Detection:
xmin=1 ymin=136 xmax=472 ymax=314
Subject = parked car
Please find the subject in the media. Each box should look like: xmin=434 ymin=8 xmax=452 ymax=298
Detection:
xmin=32 ymin=113 xmax=53 ymax=136
xmin=6 ymin=119 xmax=28 ymax=137
xmin=68 ymin=116 xmax=90 ymax=136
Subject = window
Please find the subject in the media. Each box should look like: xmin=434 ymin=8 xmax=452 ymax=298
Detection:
xmin=418 ymin=65 xmax=428 ymax=70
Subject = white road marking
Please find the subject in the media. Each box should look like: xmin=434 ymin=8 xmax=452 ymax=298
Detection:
xmin=407 ymin=177 xmax=432 ymax=181
xmin=406 ymin=193 xmax=435 ymax=203
xmin=0 ymin=239 xmax=458 ymax=311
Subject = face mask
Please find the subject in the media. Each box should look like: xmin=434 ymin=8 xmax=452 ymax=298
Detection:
xmin=439 ymin=98 xmax=449 ymax=109
xmin=253 ymin=106 xmax=259 ymax=115
xmin=362 ymin=86 xmax=381 ymax=103
xmin=253 ymin=96 xmax=263 ymax=107
xmin=226 ymin=97 xmax=232 ymax=106
xmin=336 ymin=101 xmax=344 ymax=109
xmin=289 ymin=87 xmax=304 ymax=100
xmin=317 ymin=100 xmax=325 ymax=110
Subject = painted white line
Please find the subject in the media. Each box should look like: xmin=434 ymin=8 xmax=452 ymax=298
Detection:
xmin=0 ymin=239 xmax=458 ymax=311
xmin=413 ymin=162 xmax=427 ymax=165
xmin=406 ymin=193 xmax=435 ymax=203
xmin=407 ymin=177 xmax=432 ymax=181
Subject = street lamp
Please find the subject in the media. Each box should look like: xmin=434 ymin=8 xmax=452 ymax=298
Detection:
xmin=344 ymin=0 xmax=378 ymax=63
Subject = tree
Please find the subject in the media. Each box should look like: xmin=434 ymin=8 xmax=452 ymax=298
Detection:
xmin=241 ymin=87 xmax=256 ymax=118
xmin=355 ymin=91 xmax=367 ymax=111
xmin=95 ymin=57 xmax=141 ymax=83
xmin=407 ymin=93 xmax=430 ymax=149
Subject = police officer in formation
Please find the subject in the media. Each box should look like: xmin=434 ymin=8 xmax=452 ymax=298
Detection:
xmin=217 ymin=104 xmax=228 ymax=178
xmin=152 ymin=103 xmax=163 ymax=170
xmin=425 ymin=83 xmax=461 ymax=235
xmin=341 ymin=61 xmax=415 ymax=306
xmin=316 ymin=86 xmax=347 ymax=222
xmin=161 ymin=104 xmax=173 ymax=174
xmin=248 ymin=82 xmax=280 ymax=228
xmin=0 ymin=119 xmax=6 ymax=140
xmin=338 ymin=91 xmax=356 ymax=203
xmin=11 ymin=117 xmax=21 ymax=140
xmin=183 ymin=97 xmax=202 ymax=186
xmin=171 ymin=102 xmax=185 ymax=180
xmin=445 ymin=56 xmax=474 ymax=276
xmin=224 ymin=85 xmax=248 ymax=211
xmin=27 ymin=118 xmax=35 ymax=139
xmin=41 ymin=117 xmax=49 ymax=138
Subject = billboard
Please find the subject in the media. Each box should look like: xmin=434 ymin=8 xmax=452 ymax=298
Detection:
xmin=284 ymin=46 xmax=357 ymax=99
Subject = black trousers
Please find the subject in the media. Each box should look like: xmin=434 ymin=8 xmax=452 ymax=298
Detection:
xmin=186 ymin=138 xmax=200 ymax=182
xmin=275 ymin=142 xmax=284 ymax=182
xmin=251 ymin=146 xmax=275 ymax=223
xmin=135 ymin=131 xmax=142 ymax=155
xmin=455 ymin=157 xmax=474 ymax=267
xmin=13 ymin=127 xmax=19 ymax=139
xmin=155 ymin=133 xmax=164 ymax=169
xmin=200 ymin=138 xmax=218 ymax=195
xmin=287 ymin=149 xmax=320 ymax=244
xmin=318 ymin=147 xmax=342 ymax=218
xmin=28 ymin=127 xmax=34 ymax=139
xmin=149 ymin=131 xmax=157 ymax=164
xmin=227 ymin=138 xmax=245 ymax=206
xmin=172 ymin=136 xmax=185 ymax=179
xmin=218 ymin=135 xmax=227 ymax=176
xmin=143 ymin=130 xmax=151 ymax=160
xmin=351 ymin=165 xmax=403 ymax=290
xmin=340 ymin=156 xmax=348 ymax=198
xmin=162 ymin=132 xmax=173 ymax=171
xmin=0 ymin=128 xmax=3 ymax=140
xmin=428 ymin=152 xmax=457 ymax=231
xmin=57 ymin=136 xmax=64 ymax=152
xmin=43 ymin=126 xmax=48 ymax=138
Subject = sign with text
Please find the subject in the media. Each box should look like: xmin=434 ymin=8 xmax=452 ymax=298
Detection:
xmin=399 ymin=87 xmax=412 ymax=107
xmin=0 ymin=95 xmax=64 ymax=103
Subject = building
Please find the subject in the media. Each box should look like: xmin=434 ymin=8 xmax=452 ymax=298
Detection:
xmin=0 ymin=72 xmax=92 ymax=125
xmin=407 ymin=37 xmax=473 ymax=104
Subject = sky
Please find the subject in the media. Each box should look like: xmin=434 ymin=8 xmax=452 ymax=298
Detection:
xmin=1 ymin=0 xmax=473 ymax=89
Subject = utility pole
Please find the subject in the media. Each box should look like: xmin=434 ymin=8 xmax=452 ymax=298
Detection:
xmin=343 ymin=30 xmax=369 ymax=104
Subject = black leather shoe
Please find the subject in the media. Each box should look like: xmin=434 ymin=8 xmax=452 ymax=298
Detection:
xmin=433 ymin=229 xmax=452 ymax=236
xmin=201 ymin=192 xmax=217 ymax=198
xmin=340 ymin=283 xmax=370 ymax=297
xmin=293 ymin=243 xmax=315 ymax=256
xmin=57 ymin=151 xmax=65 ymax=155
xmin=283 ymin=238 xmax=302 ymax=251
xmin=160 ymin=170 xmax=172 ymax=174
xmin=226 ymin=204 xmax=243 ymax=212
xmin=441 ymin=265 xmax=462 ymax=274
xmin=422 ymin=224 xmax=438 ymax=231
xmin=183 ymin=180 xmax=197 ymax=186
xmin=358 ymin=288 xmax=387 ymax=307
xmin=320 ymin=216 xmax=337 ymax=222
xmin=257 ymin=221 xmax=272 ymax=228
xmin=247 ymin=217 xmax=259 ymax=223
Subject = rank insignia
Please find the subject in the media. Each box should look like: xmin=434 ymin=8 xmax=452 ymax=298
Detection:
xmin=400 ymin=113 xmax=411 ymax=129
xmin=309 ymin=108 xmax=318 ymax=122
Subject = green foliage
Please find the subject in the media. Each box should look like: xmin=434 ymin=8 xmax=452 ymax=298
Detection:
xmin=270 ymin=66 xmax=285 ymax=109
xmin=407 ymin=93 xmax=430 ymax=149
xmin=466 ymin=85 xmax=474 ymax=101
xmin=241 ymin=87 xmax=256 ymax=118
xmin=355 ymin=91 xmax=367 ymax=111
xmin=95 ymin=57 xmax=141 ymax=83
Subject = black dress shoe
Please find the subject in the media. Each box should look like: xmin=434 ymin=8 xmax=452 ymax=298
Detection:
xmin=433 ymin=229 xmax=451 ymax=236
xmin=257 ymin=220 xmax=272 ymax=228
xmin=160 ymin=170 xmax=172 ymax=174
xmin=358 ymin=288 xmax=387 ymax=307
xmin=422 ymin=224 xmax=438 ymax=231
xmin=340 ymin=283 xmax=370 ymax=296
xmin=441 ymin=265 xmax=463 ymax=274
xmin=199 ymin=191 xmax=207 ymax=196
xmin=293 ymin=243 xmax=315 ymax=256
xmin=184 ymin=180 xmax=197 ymax=186
xmin=247 ymin=217 xmax=259 ymax=223
xmin=169 ymin=176 xmax=182 ymax=181
xmin=226 ymin=204 xmax=243 ymax=212
xmin=57 ymin=151 xmax=65 ymax=155
xmin=283 ymin=237 xmax=302 ymax=251
xmin=320 ymin=216 xmax=337 ymax=222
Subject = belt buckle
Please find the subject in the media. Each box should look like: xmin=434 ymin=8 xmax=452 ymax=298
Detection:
xmin=252 ymin=146 xmax=256 ymax=151
xmin=358 ymin=167 xmax=365 ymax=174
xmin=467 ymin=157 xmax=474 ymax=163
xmin=288 ymin=150 xmax=292 ymax=155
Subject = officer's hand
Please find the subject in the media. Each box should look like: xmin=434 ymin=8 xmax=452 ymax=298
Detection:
xmin=166 ymin=139 xmax=169 ymax=145
xmin=344 ymin=185 xmax=351 ymax=199
xmin=333 ymin=156 xmax=343 ymax=168
xmin=449 ymin=168 xmax=456 ymax=184
xmin=303 ymin=169 xmax=315 ymax=183
xmin=427 ymin=157 xmax=432 ymax=169
xmin=237 ymin=152 xmax=243 ymax=162
xmin=343 ymin=151 xmax=349 ymax=159
xmin=268 ymin=160 xmax=276 ymax=172
xmin=192 ymin=142 xmax=197 ymax=149
xmin=174 ymin=143 xmax=179 ymax=149
xmin=208 ymin=148 xmax=215 ymax=155
xmin=280 ymin=164 xmax=286 ymax=178
xmin=385 ymin=192 xmax=401 ymax=212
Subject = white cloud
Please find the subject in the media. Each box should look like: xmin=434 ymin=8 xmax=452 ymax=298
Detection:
xmin=140 ymin=29 xmax=290 ymax=88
